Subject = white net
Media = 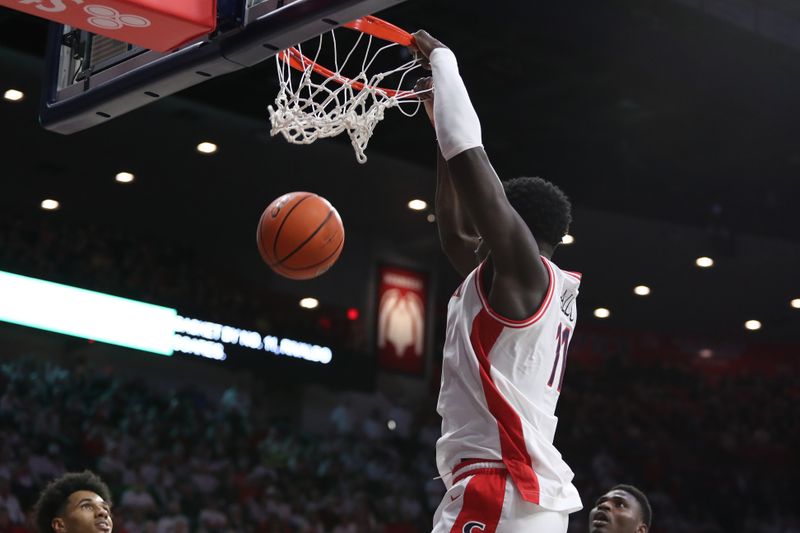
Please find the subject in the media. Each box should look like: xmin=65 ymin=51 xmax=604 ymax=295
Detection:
xmin=268 ymin=29 xmax=426 ymax=163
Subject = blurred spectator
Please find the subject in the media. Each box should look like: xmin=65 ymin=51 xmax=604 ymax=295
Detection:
xmin=329 ymin=399 xmax=354 ymax=437
xmin=0 ymin=476 xmax=24 ymax=525
xmin=197 ymin=499 xmax=227 ymax=532
xmin=155 ymin=501 xmax=189 ymax=533
xmin=119 ymin=477 xmax=157 ymax=514
xmin=27 ymin=444 xmax=64 ymax=484
xmin=361 ymin=410 xmax=386 ymax=441
xmin=0 ymin=507 xmax=27 ymax=533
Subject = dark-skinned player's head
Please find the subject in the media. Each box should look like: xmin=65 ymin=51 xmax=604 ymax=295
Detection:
xmin=503 ymin=177 xmax=572 ymax=253
xmin=589 ymin=484 xmax=651 ymax=533
xmin=34 ymin=471 xmax=113 ymax=533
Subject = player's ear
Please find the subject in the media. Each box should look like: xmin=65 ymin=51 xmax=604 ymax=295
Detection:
xmin=52 ymin=517 xmax=66 ymax=533
xmin=636 ymin=522 xmax=648 ymax=533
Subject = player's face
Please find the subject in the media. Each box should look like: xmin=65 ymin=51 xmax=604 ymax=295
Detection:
xmin=52 ymin=491 xmax=112 ymax=533
xmin=588 ymin=490 xmax=645 ymax=533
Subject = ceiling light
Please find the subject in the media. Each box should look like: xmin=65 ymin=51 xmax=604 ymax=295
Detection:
xmin=387 ymin=419 xmax=397 ymax=431
xmin=196 ymin=141 xmax=218 ymax=154
xmin=744 ymin=320 xmax=761 ymax=331
xmin=426 ymin=214 xmax=436 ymax=223
xmin=593 ymin=307 xmax=610 ymax=319
xmin=695 ymin=256 xmax=714 ymax=268
xmin=698 ymin=348 xmax=714 ymax=359
xmin=791 ymin=298 xmax=800 ymax=309
xmin=4 ymin=89 xmax=24 ymax=102
xmin=407 ymin=199 xmax=427 ymax=211
xmin=633 ymin=285 xmax=651 ymax=296
xmin=299 ymin=297 xmax=319 ymax=309
xmin=41 ymin=199 xmax=60 ymax=210
xmin=115 ymin=171 xmax=134 ymax=183
xmin=561 ymin=234 xmax=574 ymax=245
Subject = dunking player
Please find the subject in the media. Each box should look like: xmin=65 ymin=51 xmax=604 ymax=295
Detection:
xmin=33 ymin=471 xmax=113 ymax=533
xmin=589 ymin=485 xmax=652 ymax=533
xmin=412 ymin=31 xmax=583 ymax=532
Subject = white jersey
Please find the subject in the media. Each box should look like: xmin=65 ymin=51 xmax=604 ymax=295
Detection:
xmin=435 ymin=256 xmax=583 ymax=513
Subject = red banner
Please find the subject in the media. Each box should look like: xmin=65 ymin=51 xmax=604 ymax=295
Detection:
xmin=3 ymin=0 xmax=216 ymax=52
xmin=376 ymin=266 xmax=427 ymax=375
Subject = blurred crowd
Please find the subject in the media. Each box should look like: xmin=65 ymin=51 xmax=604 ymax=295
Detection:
xmin=0 ymin=350 xmax=796 ymax=533
xmin=560 ymin=351 xmax=799 ymax=533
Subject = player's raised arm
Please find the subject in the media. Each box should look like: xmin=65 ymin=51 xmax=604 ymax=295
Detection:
xmin=412 ymin=31 xmax=550 ymax=320
xmin=415 ymin=76 xmax=481 ymax=278
xmin=435 ymin=148 xmax=483 ymax=277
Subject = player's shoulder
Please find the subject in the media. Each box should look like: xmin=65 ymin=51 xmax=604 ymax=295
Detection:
xmin=546 ymin=257 xmax=582 ymax=284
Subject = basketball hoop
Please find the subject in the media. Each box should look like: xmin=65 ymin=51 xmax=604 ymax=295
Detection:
xmin=268 ymin=16 xmax=426 ymax=164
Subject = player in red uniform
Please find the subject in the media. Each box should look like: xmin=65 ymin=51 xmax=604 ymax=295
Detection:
xmin=413 ymin=30 xmax=582 ymax=532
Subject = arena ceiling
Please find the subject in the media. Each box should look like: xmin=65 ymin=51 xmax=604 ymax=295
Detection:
xmin=1 ymin=0 xmax=799 ymax=344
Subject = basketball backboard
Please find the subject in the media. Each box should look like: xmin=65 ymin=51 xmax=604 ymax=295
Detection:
xmin=40 ymin=0 xmax=408 ymax=134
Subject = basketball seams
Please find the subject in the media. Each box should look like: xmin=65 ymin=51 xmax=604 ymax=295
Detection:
xmin=272 ymin=192 xmax=314 ymax=262
xmin=278 ymin=235 xmax=344 ymax=271
xmin=275 ymin=208 xmax=335 ymax=267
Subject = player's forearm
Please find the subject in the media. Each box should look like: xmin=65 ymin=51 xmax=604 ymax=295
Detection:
xmin=435 ymin=146 xmax=475 ymax=242
xmin=430 ymin=48 xmax=483 ymax=161
xmin=435 ymin=147 xmax=481 ymax=276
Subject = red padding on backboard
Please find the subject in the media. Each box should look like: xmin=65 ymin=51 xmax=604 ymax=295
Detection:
xmin=2 ymin=0 xmax=216 ymax=52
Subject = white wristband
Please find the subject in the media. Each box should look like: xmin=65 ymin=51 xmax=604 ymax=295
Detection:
xmin=430 ymin=48 xmax=483 ymax=161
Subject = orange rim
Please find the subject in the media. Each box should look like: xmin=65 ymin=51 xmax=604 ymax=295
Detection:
xmin=278 ymin=15 xmax=418 ymax=99
xmin=342 ymin=16 xmax=413 ymax=46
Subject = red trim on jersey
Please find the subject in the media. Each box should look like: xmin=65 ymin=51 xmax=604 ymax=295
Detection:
xmin=470 ymin=309 xmax=541 ymax=504
xmin=449 ymin=469 xmax=507 ymax=533
xmin=474 ymin=258 xmax=555 ymax=328
xmin=565 ymin=270 xmax=582 ymax=280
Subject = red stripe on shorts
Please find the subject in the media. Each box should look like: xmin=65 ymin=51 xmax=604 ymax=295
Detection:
xmin=449 ymin=470 xmax=507 ymax=533
xmin=470 ymin=309 xmax=541 ymax=504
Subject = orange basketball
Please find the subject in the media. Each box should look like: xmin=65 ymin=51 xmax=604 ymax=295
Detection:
xmin=257 ymin=192 xmax=345 ymax=280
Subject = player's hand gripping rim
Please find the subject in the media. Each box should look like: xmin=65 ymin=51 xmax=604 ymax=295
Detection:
xmin=409 ymin=31 xmax=447 ymax=124
xmin=414 ymin=77 xmax=435 ymax=127
xmin=410 ymin=30 xmax=448 ymax=63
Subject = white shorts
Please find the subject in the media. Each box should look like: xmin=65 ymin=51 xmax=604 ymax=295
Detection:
xmin=431 ymin=461 xmax=569 ymax=533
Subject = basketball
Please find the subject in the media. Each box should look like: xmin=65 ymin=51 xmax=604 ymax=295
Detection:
xmin=257 ymin=192 xmax=345 ymax=280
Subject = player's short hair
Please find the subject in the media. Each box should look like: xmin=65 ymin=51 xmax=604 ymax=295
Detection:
xmin=34 ymin=471 xmax=113 ymax=533
xmin=611 ymin=483 xmax=652 ymax=529
xmin=503 ymin=177 xmax=572 ymax=250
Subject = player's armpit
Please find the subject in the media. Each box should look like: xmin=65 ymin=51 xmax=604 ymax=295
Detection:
xmin=439 ymin=233 xmax=480 ymax=278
